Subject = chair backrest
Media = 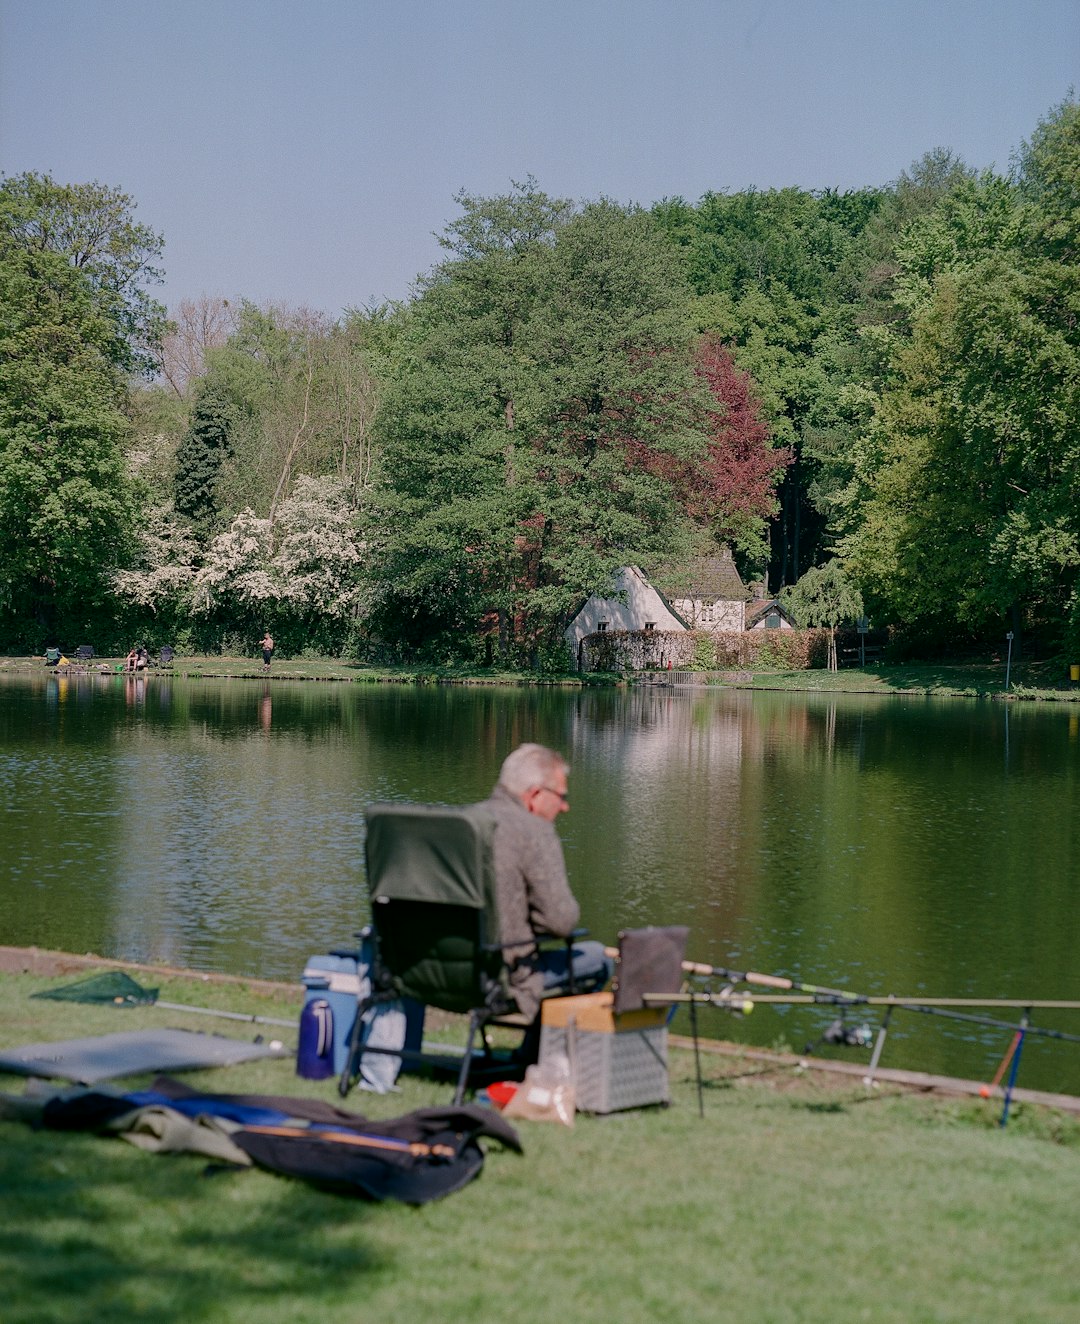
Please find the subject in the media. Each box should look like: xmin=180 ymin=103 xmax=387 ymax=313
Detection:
xmin=160 ymin=646 xmax=175 ymax=665
xmin=611 ymin=926 xmax=689 ymax=1014
xmin=75 ymin=644 xmax=94 ymax=661
xmin=45 ymin=648 xmax=61 ymax=664
xmin=364 ymin=803 xmax=506 ymax=1015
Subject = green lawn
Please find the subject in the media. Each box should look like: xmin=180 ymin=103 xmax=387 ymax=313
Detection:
xmin=730 ymin=657 xmax=1079 ymax=700
xmin=7 ymin=651 xmax=1080 ymax=701
xmin=2 ymin=966 xmax=1078 ymax=1324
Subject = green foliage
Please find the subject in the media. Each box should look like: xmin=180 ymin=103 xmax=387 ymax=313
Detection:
xmin=583 ymin=627 xmax=826 ymax=671
xmin=692 ymin=632 xmax=716 ymax=670
xmin=0 ymin=173 xmax=154 ymax=645
xmin=783 ymin=561 xmax=864 ymax=630
xmin=782 ymin=562 xmax=864 ymax=670
xmin=842 ymin=101 xmax=1080 ymax=655
xmin=0 ymin=171 xmax=166 ymax=377
xmin=368 ymin=183 xmax=707 ymax=665
xmin=6 ymin=105 xmax=1080 ymax=665
xmin=652 ymin=166 xmax=990 ymax=587
xmin=172 ymin=377 xmax=238 ymax=533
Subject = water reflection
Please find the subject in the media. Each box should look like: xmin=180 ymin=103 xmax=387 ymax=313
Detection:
xmin=1 ymin=674 xmax=1077 ymax=1092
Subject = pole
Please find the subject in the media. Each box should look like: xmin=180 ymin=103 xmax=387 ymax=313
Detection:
xmin=689 ymin=992 xmax=704 ymax=1119
xmin=862 ymin=1003 xmax=895 ymax=1089
xmin=1005 ymin=631 xmax=1014 ymax=691
xmin=154 ymin=999 xmax=295 ymax=1029
xmin=1000 ymin=1011 xmax=1029 ymax=1128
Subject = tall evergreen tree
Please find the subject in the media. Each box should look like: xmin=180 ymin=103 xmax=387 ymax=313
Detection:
xmin=172 ymin=378 xmax=237 ymax=535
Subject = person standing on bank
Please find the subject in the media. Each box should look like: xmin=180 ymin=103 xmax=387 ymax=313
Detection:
xmin=260 ymin=630 xmax=274 ymax=671
xmin=477 ymin=743 xmax=612 ymax=1051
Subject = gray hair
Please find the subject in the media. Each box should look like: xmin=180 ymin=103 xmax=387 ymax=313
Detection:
xmin=498 ymin=743 xmax=569 ymax=797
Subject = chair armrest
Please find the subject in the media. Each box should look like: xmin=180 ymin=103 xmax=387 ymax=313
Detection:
xmin=484 ymin=926 xmax=587 ymax=953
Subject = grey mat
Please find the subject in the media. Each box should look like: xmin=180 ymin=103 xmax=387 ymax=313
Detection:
xmin=0 ymin=1028 xmax=285 ymax=1084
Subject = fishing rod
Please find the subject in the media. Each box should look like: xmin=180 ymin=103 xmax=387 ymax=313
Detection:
xmin=632 ymin=952 xmax=1080 ymax=1123
xmin=679 ymin=957 xmax=866 ymax=1003
xmin=651 ymin=950 xmax=1080 ymax=1015
xmin=241 ymin=1123 xmax=456 ymax=1159
xmin=740 ymin=994 xmax=1080 ymax=1012
xmin=602 ymin=946 xmax=860 ymax=1004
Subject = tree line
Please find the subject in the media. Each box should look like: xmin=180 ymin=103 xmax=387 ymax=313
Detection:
xmin=1 ymin=97 xmax=1077 ymax=666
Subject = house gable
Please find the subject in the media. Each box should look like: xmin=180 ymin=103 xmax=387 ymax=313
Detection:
xmin=664 ymin=547 xmax=749 ymax=633
xmin=563 ymin=566 xmax=688 ymax=652
xmin=746 ymin=599 xmax=797 ymax=630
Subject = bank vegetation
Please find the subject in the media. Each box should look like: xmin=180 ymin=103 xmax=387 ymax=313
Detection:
xmin=3 ymin=98 xmax=1079 ymax=674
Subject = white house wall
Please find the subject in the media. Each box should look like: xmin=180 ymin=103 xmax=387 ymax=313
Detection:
xmin=671 ymin=598 xmax=746 ymax=632
xmin=564 ymin=566 xmax=686 ymax=652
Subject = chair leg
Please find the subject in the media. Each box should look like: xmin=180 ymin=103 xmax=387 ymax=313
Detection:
xmin=338 ymin=999 xmax=368 ymax=1098
xmin=689 ymin=993 xmax=704 ymax=1118
xmin=453 ymin=1010 xmax=483 ymax=1106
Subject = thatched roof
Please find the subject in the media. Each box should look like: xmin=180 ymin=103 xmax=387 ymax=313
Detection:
xmin=653 ymin=548 xmax=749 ymax=602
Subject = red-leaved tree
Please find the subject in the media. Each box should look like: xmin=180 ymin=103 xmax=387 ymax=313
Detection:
xmin=625 ymin=336 xmax=789 ymax=548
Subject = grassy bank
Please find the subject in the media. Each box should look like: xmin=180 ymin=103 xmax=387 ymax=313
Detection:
xmin=725 ymin=657 xmax=1080 ymax=701
xmin=6 ymin=651 xmax=1080 ymax=701
xmin=2 ymin=960 xmax=1078 ymax=1324
xmin=0 ymin=653 xmax=602 ymax=687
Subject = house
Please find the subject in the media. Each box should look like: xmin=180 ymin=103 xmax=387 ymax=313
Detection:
xmin=563 ymin=566 xmax=688 ymax=659
xmin=661 ymin=547 xmax=749 ymax=632
xmin=746 ymin=597 xmax=797 ymax=630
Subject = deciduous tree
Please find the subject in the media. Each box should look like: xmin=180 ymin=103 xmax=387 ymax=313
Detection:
xmin=0 ymin=173 xmax=162 ymax=642
xmin=367 ymin=184 xmax=707 ymax=664
xmin=782 ymin=560 xmax=863 ymax=670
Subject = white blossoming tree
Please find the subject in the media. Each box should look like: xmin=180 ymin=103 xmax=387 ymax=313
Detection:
xmin=112 ymin=502 xmax=201 ymax=634
xmin=188 ymin=475 xmax=364 ymax=647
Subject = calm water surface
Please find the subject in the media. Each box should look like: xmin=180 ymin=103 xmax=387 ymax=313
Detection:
xmin=2 ymin=671 xmax=1077 ymax=1092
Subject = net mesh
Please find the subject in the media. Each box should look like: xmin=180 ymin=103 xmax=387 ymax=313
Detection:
xmin=31 ymin=971 xmax=160 ymax=1006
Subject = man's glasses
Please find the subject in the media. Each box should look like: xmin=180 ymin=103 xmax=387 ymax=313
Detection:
xmin=536 ymin=785 xmax=569 ymax=805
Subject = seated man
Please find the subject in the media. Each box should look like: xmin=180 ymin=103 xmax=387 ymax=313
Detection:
xmin=476 ymin=743 xmax=612 ymax=1056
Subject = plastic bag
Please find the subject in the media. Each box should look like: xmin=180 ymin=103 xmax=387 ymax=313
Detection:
xmin=502 ymin=1053 xmax=575 ymax=1127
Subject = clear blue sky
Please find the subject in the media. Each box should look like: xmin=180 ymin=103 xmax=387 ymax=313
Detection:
xmin=2 ymin=0 xmax=1077 ymax=317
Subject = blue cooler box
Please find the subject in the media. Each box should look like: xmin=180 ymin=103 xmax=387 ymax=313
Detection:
xmin=301 ymin=949 xmax=367 ymax=1077
xmin=301 ymin=943 xmax=424 ymax=1078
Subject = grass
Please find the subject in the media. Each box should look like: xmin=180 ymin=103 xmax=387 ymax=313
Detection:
xmin=6 ymin=651 xmax=1080 ymax=701
xmin=730 ymin=656 xmax=1080 ymax=700
xmin=0 ymin=653 xmax=606 ymax=687
xmin=2 ymin=964 xmax=1079 ymax=1324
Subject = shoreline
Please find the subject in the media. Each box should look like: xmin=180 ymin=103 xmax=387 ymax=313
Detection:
xmin=6 ymin=653 xmax=1080 ymax=701
xmin=5 ymin=942 xmax=1078 ymax=1116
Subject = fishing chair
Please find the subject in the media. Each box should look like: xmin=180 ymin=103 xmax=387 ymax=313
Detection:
xmin=338 ymin=801 xmax=584 ymax=1106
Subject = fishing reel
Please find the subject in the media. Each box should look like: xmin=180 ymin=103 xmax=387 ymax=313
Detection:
xmin=806 ymin=1011 xmax=874 ymax=1053
xmin=695 ymin=981 xmax=754 ymax=1016
xmin=823 ymin=1017 xmax=874 ymax=1048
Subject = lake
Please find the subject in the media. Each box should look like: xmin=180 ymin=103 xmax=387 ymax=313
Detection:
xmin=2 ymin=670 xmax=1077 ymax=1093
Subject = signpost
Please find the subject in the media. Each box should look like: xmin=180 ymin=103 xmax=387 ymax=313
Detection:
xmin=856 ymin=615 xmax=869 ymax=667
